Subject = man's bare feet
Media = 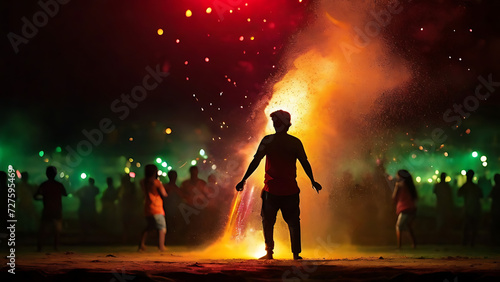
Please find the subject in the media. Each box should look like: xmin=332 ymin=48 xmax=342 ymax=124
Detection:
xmin=259 ymin=252 xmax=273 ymax=260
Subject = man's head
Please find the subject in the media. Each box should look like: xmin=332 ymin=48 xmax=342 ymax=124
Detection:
xmin=46 ymin=166 xmax=57 ymax=180
xmin=270 ymin=110 xmax=291 ymax=133
xmin=89 ymin=178 xmax=95 ymax=185
xmin=168 ymin=170 xmax=177 ymax=183
xmin=189 ymin=166 xmax=199 ymax=178
xmin=106 ymin=177 xmax=113 ymax=187
xmin=145 ymin=164 xmax=158 ymax=180
xmin=440 ymin=172 xmax=447 ymax=182
xmin=466 ymin=169 xmax=475 ymax=182
xmin=21 ymin=172 xmax=29 ymax=182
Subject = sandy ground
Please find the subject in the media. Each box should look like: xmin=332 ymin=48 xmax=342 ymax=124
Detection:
xmin=2 ymin=245 xmax=500 ymax=281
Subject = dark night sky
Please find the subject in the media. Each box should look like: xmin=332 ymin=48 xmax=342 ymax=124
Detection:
xmin=2 ymin=0 xmax=500 ymax=159
xmin=2 ymin=0 xmax=309 ymax=150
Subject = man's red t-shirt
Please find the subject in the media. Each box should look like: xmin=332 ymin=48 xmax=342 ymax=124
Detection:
xmin=254 ymin=133 xmax=307 ymax=196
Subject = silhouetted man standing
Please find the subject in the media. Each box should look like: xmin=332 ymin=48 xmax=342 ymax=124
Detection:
xmin=433 ymin=172 xmax=454 ymax=241
xmin=236 ymin=110 xmax=322 ymax=260
xmin=75 ymin=177 xmax=100 ymax=241
xmin=458 ymin=170 xmax=483 ymax=246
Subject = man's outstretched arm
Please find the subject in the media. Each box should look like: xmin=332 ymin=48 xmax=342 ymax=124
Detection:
xmin=298 ymin=157 xmax=322 ymax=193
xmin=236 ymin=157 xmax=263 ymax=191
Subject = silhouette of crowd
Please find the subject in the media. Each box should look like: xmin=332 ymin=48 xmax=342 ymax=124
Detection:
xmin=329 ymin=162 xmax=500 ymax=249
xmin=1 ymin=162 xmax=499 ymax=252
xmin=0 ymin=163 xmax=231 ymax=252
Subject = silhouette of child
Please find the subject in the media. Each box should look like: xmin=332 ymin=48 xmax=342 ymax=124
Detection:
xmin=34 ymin=166 xmax=68 ymax=251
xmin=138 ymin=164 xmax=168 ymax=251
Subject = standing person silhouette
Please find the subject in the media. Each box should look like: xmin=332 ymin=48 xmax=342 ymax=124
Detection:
xmin=0 ymin=171 xmax=8 ymax=250
xmin=458 ymin=169 xmax=483 ymax=246
xmin=433 ymin=172 xmax=454 ymax=242
xmin=163 ymin=170 xmax=182 ymax=243
xmin=118 ymin=174 xmax=136 ymax=243
xmin=489 ymin=174 xmax=500 ymax=245
xmin=34 ymin=166 xmax=68 ymax=252
xmin=392 ymin=170 xmax=418 ymax=249
xmin=138 ymin=164 xmax=168 ymax=252
xmin=180 ymin=166 xmax=207 ymax=206
xmin=236 ymin=110 xmax=322 ymax=260
xmin=75 ymin=177 xmax=100 ymax=242
xmin=179 ymin=166 xmax=207 ymax=243
xmin=17 ymin=172 xmax=38 ymax=232
xmin=101 ymin=177 xmax=119 ymax=235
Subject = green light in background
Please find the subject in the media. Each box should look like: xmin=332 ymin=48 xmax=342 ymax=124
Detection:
xmin=480 ymin=156 xmax=487 ymax=162
xmin=156 ymin=158 xmax=162 ymax=164
xmin=482 ymin=162 xmax=488 ymax=167
xmin=55 ymin=146 xmax=62 ymax=153
xmin=445 ymin=176 xmax=452 ymax=182
xmin=81 ymin=173 xmax=87 ymax=179
xmin=191 ymin=160 xmax=197 ymax=166
xmin=427 ymin=178 xmax=433 ymax=183
xmin=167 ymin=166 xmax=172 ymax=171
xmin=435 ymin=170 xmax=439 ymax=175
xmin=162 ymin=161 xmax=167 ymax=168
xmin=415 ymin=176 xmax=421 ymax=183
xmin=39 ymin=151 xmax=44 ymax=157
xmin=472 ymin=151 xmax=478 ymax=158
xmin=199 ymin=149 xmax=205 ymax=156
xmin=461 ymin=170 xmax=467 ymax=176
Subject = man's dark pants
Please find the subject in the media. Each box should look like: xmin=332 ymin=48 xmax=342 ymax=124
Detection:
xmin=261 ymin=190 xmax=301 ymax=254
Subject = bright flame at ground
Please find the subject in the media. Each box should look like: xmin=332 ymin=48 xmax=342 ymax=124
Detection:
xmin=193 ymin=185 xmax=290 ymax=259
